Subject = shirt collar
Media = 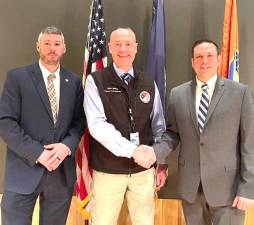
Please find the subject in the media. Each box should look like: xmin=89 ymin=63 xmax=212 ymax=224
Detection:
xmin=39 ymin=60 xmax=60 ymax=79
xmin=196 ymin=74 xmax=217 ymax=90
xmin=113 ymin=63 xmax=134 ymax=78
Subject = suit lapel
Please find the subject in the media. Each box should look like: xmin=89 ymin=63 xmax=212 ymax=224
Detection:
xmin=204 ymin=76 xmax=225 ymax=126
xmin=30 ymin=63 xmax=54 ymax=123
xmin=188 ymin=80 xmax=200 ymax=134
xmin=188 ymin=77 xmax=225 ymax=134
xmin=57 ymin=67 xmax=70 ymax=126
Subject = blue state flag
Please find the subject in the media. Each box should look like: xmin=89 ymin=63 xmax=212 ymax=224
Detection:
xmin=146 ymin=0 xmax=166 ymax=111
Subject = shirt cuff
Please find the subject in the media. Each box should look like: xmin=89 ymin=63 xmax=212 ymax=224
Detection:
xmin=127 ymin=143 xmax=137 ymax=158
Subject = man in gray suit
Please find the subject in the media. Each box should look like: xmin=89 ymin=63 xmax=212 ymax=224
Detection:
xmin=0 ymin=26 xmax=85 ymax=225
xmin=151 ymin=39 xmax=254 ymax=225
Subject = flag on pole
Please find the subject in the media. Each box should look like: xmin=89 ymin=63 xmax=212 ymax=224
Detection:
xmin=146 ymin=0 xmax=166 ymax=110
xmin=76 ymin=0 xmax=107 ymax=219
xmin=219 ymin=0 xmax=239 ymax=82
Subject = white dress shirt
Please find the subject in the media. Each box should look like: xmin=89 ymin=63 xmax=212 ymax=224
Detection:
xmin=84 ymin=63 xmax=166 ymax=158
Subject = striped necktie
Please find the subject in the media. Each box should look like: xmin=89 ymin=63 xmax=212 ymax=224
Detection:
xmin=121 ymin=73 xmax=133 ymax=85
xmin=47 ymin=74 xmax=58 ymax=124
xmin=197 ymin=83 xmax=210 ymax=133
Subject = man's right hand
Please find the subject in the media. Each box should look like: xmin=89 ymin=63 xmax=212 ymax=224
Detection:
xmin=132 ymin=145 xmax=156 ymax=169
xmin=37 ymin=149 xmax=58 ymax=171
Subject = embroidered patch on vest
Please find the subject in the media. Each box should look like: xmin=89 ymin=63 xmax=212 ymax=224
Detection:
xmin=104 ymin=87 xmax=121 ymax=93
xmin=139 ymin=91 xmax=151 ymax=103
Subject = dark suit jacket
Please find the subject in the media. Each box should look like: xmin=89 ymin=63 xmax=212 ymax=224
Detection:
xmin=0 ymin=62 xmax=85 ymax=194
xmin=154 ymin=76 xmax=254 ymax=207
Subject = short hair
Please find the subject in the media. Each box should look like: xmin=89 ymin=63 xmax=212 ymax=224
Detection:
xmin=37 ymin=26 xmax=65 ymax=43
xmin=110 ymin=27 xmax=136 ymax=42
xmin=191 ymin=39 xmax=219 ymax=57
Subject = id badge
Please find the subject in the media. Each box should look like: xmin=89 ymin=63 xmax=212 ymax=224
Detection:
xmin=130 ymin=132 xmax=140 ymax=145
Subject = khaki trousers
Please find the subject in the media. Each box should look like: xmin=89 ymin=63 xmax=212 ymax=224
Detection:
xmin=91 ymin=168 xmax=155 ymax=225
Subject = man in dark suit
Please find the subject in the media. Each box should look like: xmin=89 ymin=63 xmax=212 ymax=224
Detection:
xmin=151 ymin=39 xmax=254 ymax=225
xmin=0 ymin=26 xmax=85 ymax=225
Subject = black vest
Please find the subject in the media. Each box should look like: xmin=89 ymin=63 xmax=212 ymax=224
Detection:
xmin=90 ymin=65 xmax=155 ymax=174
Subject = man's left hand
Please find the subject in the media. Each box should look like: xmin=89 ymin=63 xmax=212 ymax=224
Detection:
xmin=44 ymin=143 xmax=70 ymax=170
xmin=232 ymin=196 xmax=254 ymax=211
xmin=156 ymin=164 xmax=168 ymax=190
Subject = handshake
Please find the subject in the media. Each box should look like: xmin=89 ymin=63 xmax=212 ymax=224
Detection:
xmin=132 ymin=145 xmax=156 ymax=169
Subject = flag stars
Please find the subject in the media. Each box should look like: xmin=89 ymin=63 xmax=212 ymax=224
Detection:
xmin=86 ymin=0 xmax=107 ymax=63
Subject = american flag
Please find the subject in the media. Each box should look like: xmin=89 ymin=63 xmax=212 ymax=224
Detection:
xmin=76 ymin=0 xmax=107 ymax=219
xmin=84 ymin=0 xmax=107 ymax=79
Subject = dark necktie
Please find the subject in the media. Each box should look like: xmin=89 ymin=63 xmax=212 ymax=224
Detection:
xmin=197 ymin=83 xmax=210 ymax=133
xmin=121 ymin=73 xmax=133 ymax=85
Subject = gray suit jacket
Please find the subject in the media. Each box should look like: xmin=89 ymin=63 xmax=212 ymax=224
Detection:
xmin=153 ymin=76 xmax=254 ymax=207
xmin=0 ymin=62 xmax=85 ymax=194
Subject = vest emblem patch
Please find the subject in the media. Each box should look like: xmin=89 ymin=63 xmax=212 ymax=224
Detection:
xmin=139 ymin=91 xmax=150 ymax=103
xmin=104 ymin=87 xmax=121 ymax=93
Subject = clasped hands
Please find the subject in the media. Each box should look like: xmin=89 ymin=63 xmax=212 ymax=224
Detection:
xmin=133 ymin=145 xmax=168 ymax=189
xmin=132 ymin=144 xmax=156 ymax=169
xmin=37 ymin=143 xmax=70 ymax=172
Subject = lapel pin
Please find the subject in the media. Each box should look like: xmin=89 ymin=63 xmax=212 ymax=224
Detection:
xmin=65 ymin=78 xmax=69 ymax=82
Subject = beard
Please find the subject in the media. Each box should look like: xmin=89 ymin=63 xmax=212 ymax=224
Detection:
xmin=40 ymin=53 xmax=64 ymax=66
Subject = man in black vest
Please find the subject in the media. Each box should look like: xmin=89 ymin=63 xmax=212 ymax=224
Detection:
xmin=84 ymin=27 xmax=166 ymax=225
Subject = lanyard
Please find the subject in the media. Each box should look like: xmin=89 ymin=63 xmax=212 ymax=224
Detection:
xmin=128 ymin=107 xmax=135 ymax=132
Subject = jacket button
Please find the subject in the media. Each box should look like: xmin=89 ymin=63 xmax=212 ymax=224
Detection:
xmin=200 ymin=142 xmax=204 ymax=146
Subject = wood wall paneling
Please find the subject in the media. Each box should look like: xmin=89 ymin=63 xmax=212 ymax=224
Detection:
xmin=66 ymin=198 xmax=254 ymax=225
xmin=0 ymin=196 xmax=253 ymax=225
